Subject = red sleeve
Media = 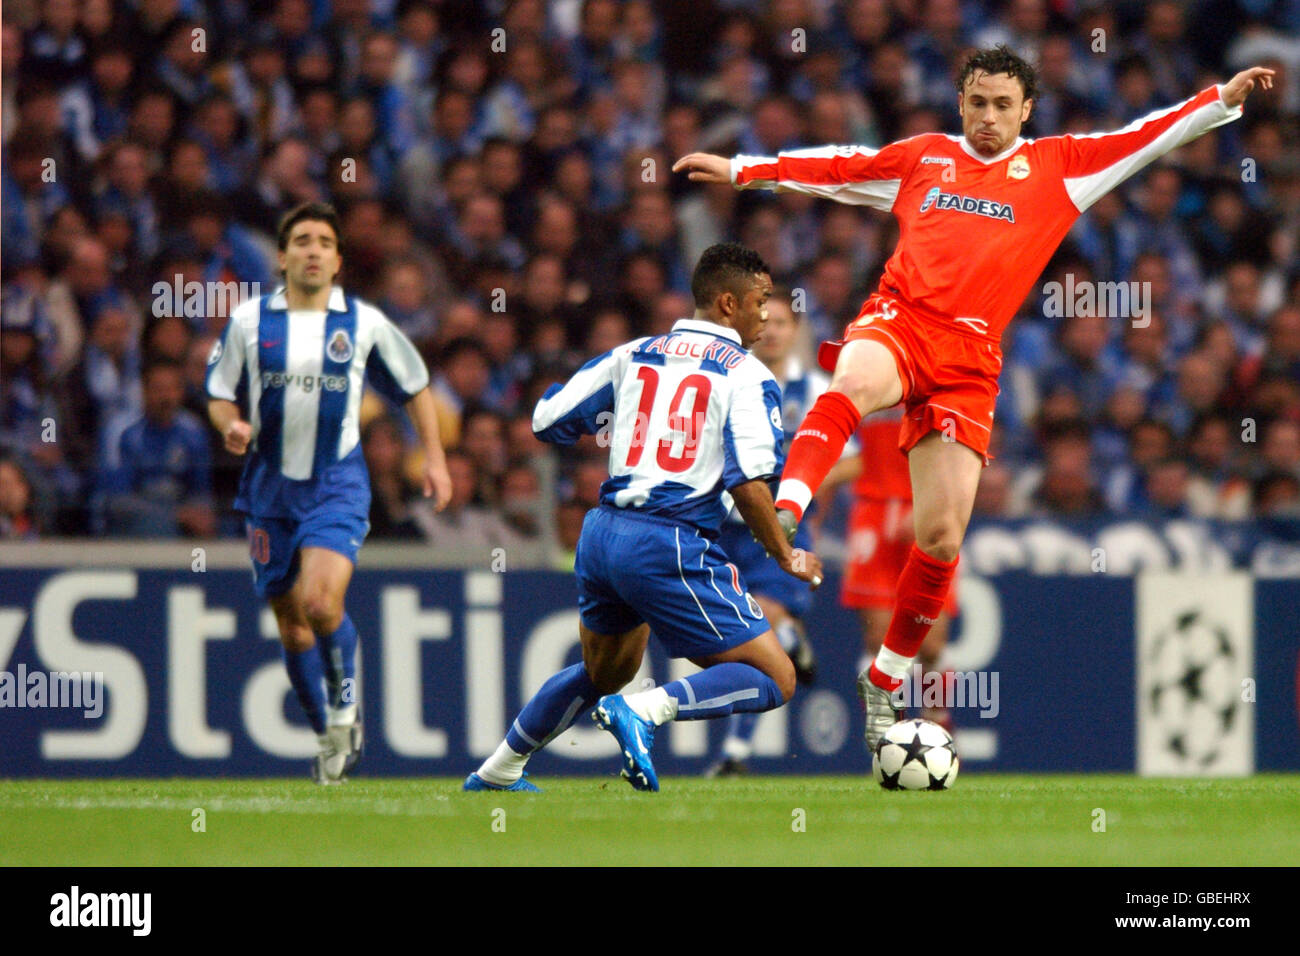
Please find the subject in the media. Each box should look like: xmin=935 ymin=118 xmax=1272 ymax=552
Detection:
xmin=732 ymin=137 xmax=926 ymax=211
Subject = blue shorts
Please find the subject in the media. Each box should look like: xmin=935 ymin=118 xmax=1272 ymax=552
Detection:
xmin=244 ymin=509 xmax=370 ymax=600
xmin=574 ymin=506 xmax=770 ymax=659
xmin=716 ymin=519 xmax=815 ymax=619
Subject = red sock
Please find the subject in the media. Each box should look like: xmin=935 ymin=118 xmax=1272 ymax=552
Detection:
xmin=775 ymin=390 xmax=861 ymax=519
xmin=869 ymin=544 xmax=958 ymax=690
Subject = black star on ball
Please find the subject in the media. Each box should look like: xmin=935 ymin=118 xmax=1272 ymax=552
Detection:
xmin=902 ymin=734 xmax=934 ymax=765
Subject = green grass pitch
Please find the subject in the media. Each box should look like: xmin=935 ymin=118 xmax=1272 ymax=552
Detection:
xmin=2 ymin=775 xmax=1296 ymax=866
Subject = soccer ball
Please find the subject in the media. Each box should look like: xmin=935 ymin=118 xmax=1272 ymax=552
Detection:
xmin=872 ymin=718 xmax=959 ymax=791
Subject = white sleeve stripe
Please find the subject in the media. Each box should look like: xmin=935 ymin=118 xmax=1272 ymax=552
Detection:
xmin=775 ymin=178 xmax=901 ymax=208
xmin=1062 ymin=93 xmax=1242 ymax=212
xmin=532 ymin=351 xmax=619 ymax=433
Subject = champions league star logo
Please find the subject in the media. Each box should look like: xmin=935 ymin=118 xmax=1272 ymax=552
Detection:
xmin=327 ymin=330 xmax=354 ymax=363
xmin=1146 ymin=609 xmax=1239 ymax=767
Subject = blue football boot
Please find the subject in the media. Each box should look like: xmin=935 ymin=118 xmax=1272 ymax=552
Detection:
xmin=462 ymin=772 xmax=541 ymax=792
xmin=592 ymin=695 xmax=660 ymax=792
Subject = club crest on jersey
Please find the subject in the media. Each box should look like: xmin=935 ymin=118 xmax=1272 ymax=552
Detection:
xmin=770 ymin=405 xmax=783 ymax=429
xmin=327 ymin=329 xmax=354 ymax=363
xmin=919 ymin=187 xmax=1015 ymax=222
xmin=1007 ymin=155 xmax=1031 ymax=180
xmin=207 ymin=338 xmax=223 ymax=365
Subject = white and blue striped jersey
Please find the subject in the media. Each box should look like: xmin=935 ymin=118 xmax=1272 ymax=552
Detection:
xmin=206 ymin=286 xmax=429 ymax=518
xmin=721 ymin=355 xmax=839 ymax=526
xmin=534 ymin=318 xmax=784 ymax=534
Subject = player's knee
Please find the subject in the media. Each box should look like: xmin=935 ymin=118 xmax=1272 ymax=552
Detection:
xmin=301 ymin=590 xmax=343 ymax=634
xmin=915 ymin=524 xmax=962 ymax=563
xmin=771 ymin=656 xmax=797 ymax=704
xmin=827 ymin=375 xmax=873 ymax=414
xmin=278 ymin=626 xmax=314 ymax=654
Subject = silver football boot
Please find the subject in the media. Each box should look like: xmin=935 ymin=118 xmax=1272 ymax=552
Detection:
xmin=857 ymin=667 xmax=904 ymax=753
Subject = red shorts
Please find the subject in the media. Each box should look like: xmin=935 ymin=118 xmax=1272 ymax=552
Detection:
xmin=819 ymin=293 xmax=1002 ymax=462
xmin=841 ymin=497 xmax=961 ymax=614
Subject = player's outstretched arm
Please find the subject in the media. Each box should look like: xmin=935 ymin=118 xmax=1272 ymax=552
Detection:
xmin=732 ymin=478 xmax=823 ymax=588
xmin=404 ymin=387 xmax=452 ymax=512
xmin=208 ymin=399 xmax=251 ymax=455
xmin=1220 ymin=66 xmax=1275 ymax=108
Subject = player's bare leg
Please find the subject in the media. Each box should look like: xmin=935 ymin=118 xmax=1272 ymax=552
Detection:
xmin=469 ymin=623 xmax=650 ymax=792
xmin=581 ymin=621 xmax=651 ymax=693
xmin=274 ymin=547 xmax=362 ymax=783
xmin=776 ymin=338 xmax=902 ymax=518
xmin=860 ymin=432 xmax=981 ymax=749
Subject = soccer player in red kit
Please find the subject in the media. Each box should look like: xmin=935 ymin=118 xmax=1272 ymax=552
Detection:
xmin=674 ymin=46 xmax=1275 ymax=748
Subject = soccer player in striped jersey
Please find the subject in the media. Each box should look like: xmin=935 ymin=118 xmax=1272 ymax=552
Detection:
xmin=676 ymin=48 xmax=1274 ymax=749
xmin=466 ymin=243 xmax=823 ymax=792
xmin=207 ymin=202 xmax=452 ymax=783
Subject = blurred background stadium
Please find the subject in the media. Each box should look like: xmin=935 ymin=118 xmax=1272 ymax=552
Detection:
xmin=2 ymin=0 xmax=1298 ymax=780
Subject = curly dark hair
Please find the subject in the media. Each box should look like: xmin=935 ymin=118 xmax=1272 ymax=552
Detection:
xmin=691 ymin=242 xmax=771 ymax=308
xmin=957 ymin=44 xmax=1038 ymax=102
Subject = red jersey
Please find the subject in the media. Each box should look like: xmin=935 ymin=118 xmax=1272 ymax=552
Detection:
xmin=733 ymin=86 xmax=1241 ymax=342
xmin=854 ymin=408 xmax=912 ymax=500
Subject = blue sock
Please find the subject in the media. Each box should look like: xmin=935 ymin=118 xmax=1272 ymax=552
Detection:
xmin=505 ymin=663 xmax=600 ymax=755
xmin=726 ymin=711 xmax=761 ymax=744
xmin=317 ymin=614 xmax=358 ymax=709
xmin=664 ymin=663 xmax=783 ymax=720
xmin=282 ymin=644 xmax=328 ymax=734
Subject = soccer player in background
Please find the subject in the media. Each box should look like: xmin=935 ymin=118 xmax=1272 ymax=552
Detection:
xmin=814 ymin=409 xmax=959 ymax=733
xmin=207 ymin=202 xmax=452 ymax=783
xmin=706 ymin=295 xmax=838 ymax=776
xmin=465 ymin=243 xmax=823 ymax=792
xmin=675 ymin=48 xmax=1274 ymax=749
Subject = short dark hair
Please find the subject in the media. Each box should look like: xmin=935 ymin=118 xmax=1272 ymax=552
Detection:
xmin=691 ymin=242 xmax=770 ymax=309
xmin=276 ymin=202 xmax=342 ymax=252
xmin=957 ymin=45 xmax=1038 ymax=102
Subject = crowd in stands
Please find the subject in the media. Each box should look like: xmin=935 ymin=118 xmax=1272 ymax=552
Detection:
xmin=2 ymin=0 xmax=1299 ymax=549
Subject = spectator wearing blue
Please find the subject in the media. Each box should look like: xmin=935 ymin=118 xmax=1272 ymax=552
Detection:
xmin=1068 ymin=192 xmax=1142 ymax=285
xmin=97 ymin=359 xmax=215 ymax=537
xmin=61 ymin=303 xmax=143 ymax=477
xmin=2 ymin=129 xmax=73 ymax=267
xmin=155 ymin=19 xmax=215 ymax=108
xmin=95 ymin=139 xmax=161 ymax=260
xmin=177 ymin=190 xmax=275 ymax=298
xmin=353 ymin=31 xmax=418 ymax=156
xmin=1128 ymin=165 xmax=1204 ymax=301
xmin=188 ymin=95 xmax=259 ymax=195
xmin=335 ymin=96 xmax=397 ymax=196
xmin=565 ymin=0 xmax=620 ymax=98
xmin=226 ymin=37 xmax=297 ymax=149
xmin=21 ymin=0 xmax=86 ymax=89
xmin=62 ymin=40 xmax=135 ymax=165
